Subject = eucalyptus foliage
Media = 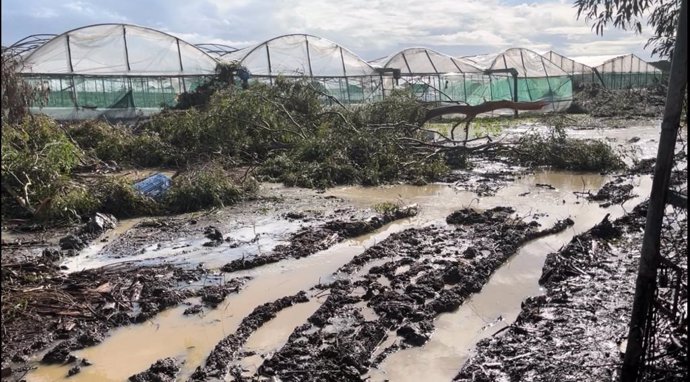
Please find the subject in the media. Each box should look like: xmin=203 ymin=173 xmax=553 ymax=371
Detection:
xmin=575 ymin=0 xmax=681 ymax=57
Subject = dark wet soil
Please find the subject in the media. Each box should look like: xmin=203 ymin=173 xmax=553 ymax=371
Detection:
xmin=1 ymin=118 xmax=684 ymax=381
xmin=0 ymin=258 xmax=247 ymax=378
xmin=571 ymin=85 xmax=666 ymax=117
xmin=454 ymin=203 xmax=688 ymax=381
xmin=220 ymin=205 xmax=418 ymax=273
xmin=129 ymin=357 xmax=182 ymax=382
xmin=232 ymin=207 xmax=574 ymax=381
xmin=188 ymin=292 xmax=310 ymax=381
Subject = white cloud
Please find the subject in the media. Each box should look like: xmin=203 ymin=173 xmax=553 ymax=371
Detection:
xmin=1 ymin=0 xmax=661 ymax=61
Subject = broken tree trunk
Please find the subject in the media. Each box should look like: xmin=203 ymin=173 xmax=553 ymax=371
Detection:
xmin=422 ymin=100 xmax=549 ymax=142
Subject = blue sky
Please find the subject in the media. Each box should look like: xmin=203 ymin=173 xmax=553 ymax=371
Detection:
xmin=1 ymin=0 xmax=661 ymax=61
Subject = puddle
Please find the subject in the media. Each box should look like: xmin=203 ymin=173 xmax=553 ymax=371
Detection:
xmin=60 ymin=218 xmax=305 ymax=273
xmin=239 ymin=298 xmax=323 ymax=375
xmin=60 ymin=218 xmax=143 ymax=272
xmin=366 ymin=175 xmax=653 ymax=382
xmin=25 ymin=124 xmax=658 ymax=382
xmin=25 ymin=207 xmax=456 ymax=382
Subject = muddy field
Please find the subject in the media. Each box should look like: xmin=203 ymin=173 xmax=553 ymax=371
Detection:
xmin=1 ymin=117 xmax=687 ymax=382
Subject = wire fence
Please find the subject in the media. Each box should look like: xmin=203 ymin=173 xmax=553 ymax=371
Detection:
xmin=638 ymin=128 xmax=688 ymax=381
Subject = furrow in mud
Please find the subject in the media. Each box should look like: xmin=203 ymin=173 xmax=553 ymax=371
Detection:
xmin=454 ymin=202 xmax=687 ymax=381
xmin=238 ymin=207 xmax=574 ymax=381
xmin=1 ymin=262 xmax=247 ymax=376
xmin=127 ymin=292 xmax=310 ymax=382
xmin=220 ymin=206 xmax=418 ymax=273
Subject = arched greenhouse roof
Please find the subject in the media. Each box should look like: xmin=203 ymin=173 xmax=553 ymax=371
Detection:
xmin=372 ymin=47 xmax=483 ymax=75
xmin=463 ymin=48 xmax=568 ymax=77
xmin=219 ymin=34 xmax=376 ymax=77
xmin=4 ymin=34 xmax=56 ymax=58
xmin=19 ymin=23 xmax=218 ymax=76
xmin=541 ymin=50 xmax=595 ymax=75
xmin=592 ymin=53 xmax=661 ymax=74
xmin=195 ymin=43 xmax=239 ymax=58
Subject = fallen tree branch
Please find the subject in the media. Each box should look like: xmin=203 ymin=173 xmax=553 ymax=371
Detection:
xmin=421 ymin=100 xmax=548 ymax=145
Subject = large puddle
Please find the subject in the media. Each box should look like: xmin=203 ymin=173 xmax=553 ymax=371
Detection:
xmin=25 ymin=121 xmax=662 ymax=381
xmin=367 ymin=176 xmax=652 ymax=382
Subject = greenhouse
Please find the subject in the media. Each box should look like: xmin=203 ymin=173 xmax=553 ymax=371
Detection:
xmin=370 ymin=47 xmax=487 ymax=104
xmin=574 ymin=54 xmax=663 ymax=89
xmin=462 ymin=48 xmax=573 ymax=112
xmin=195 ymin=43 xmax=239 ymax=59
xmin=3 ymin=34 xmax=57 ymax=58
xmin=17 ymin=23 xmax=218 ymax=120
xmin=219 ymin=34 xmax=382 ymax=103
xmin=541 ymin=50 xmax=603 ymax=88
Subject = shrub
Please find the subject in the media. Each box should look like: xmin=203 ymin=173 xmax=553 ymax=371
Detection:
xmin=512 ymin=119 xmax=624 ymax=172
xmin=1 ymin=115 xmax=82 ymax=217
xmin=69 ymin=121 xmax=174 ymax=167
xmin=163 ymin=162 xmax=257 ymax=213
xmin=38 ymin=183 xmax=100 ymax=223
xmin=93 ymin=176 xmax=161 ymax=218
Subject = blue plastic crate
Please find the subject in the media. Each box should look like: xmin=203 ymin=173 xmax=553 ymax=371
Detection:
xmin=133 ymin=173 xmax=172 ymax=199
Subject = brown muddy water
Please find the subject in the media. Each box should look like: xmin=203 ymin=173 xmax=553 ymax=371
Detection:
xmin=25 ymin=122 xmax=662 ymax=381
xmin=25 ymin=171 xmax=652 ymax=382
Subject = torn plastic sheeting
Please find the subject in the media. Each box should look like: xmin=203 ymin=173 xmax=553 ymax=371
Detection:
xmin=133 ymin=173 xmax=172 ymax=199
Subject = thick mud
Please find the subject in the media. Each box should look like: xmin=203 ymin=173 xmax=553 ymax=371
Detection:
xmin=455 ymin=202 xmax=688 ymax=381
xmin=220 ymin=205 xmax=418 ymax=272
xmin=3 ymin=117 xmax=682 ymax=382
xmin=1 ymin=259 xmax=246 ymax=378
xmin=233 ymin=209 xmax=573 ymax=381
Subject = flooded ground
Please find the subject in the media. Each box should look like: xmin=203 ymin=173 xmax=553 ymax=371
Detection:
xmin=5 ymin=117 xmax=676 ymax=382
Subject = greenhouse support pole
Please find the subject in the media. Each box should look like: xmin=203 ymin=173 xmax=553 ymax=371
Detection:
xmin=339 ymin=47 xmax=352 ymax=104
xmin=122 ymin=25 xmax=131 ymax=71
xmin=176 ymin=39 xmax=186 ymax=93
xmin=65 ymin=34 xmax=78 ymax=111
xmin=621 ymin=0 xmax=687 ymax=379
xmin=484 ymin=68 xmax=519 ymax=116
xmin=266 ymin=45 xmax=273 ymax=86
xmin=304 ymin=36 xmax=313 ymax=78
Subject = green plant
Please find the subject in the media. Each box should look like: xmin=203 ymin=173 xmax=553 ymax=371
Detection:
xmin=512 ymin=120 xmax=624 ymax=172
xmin=163 ymin=162 xmax=257 ymax=213
xmin=93 ymin=176 xmax=161 ymax=218
xmin=1 ymin=115 xmax=83 ymax=217
xmin=372 ymin=201 xmax=401 ymax=215
xmin=1 ymin=53 xmax=47 ymax=124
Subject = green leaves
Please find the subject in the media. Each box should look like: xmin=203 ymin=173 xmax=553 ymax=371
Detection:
xmin=574 ymin=0 xmax=680 ymax=58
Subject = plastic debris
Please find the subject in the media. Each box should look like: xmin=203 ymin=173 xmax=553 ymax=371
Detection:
xmin=133 ymin=173 xmax=172 ymax=199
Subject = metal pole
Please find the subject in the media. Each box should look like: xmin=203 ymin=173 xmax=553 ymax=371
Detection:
xmin=304 ymin=35 xmax=313 ymax=78
xmin=266 ymin=45 xmax=273 ymax=86
xmin=122 ymin=25 xmax=131 ymax=71
xmin=621 ymin=0 xmax=688 ymax=379
xmin=339 ymin=47 xmax=351 ymax=104
xmin=176 ymin=39 xmax=186 ymax=93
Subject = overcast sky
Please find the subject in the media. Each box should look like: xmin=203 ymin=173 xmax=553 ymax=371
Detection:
xmin=1 ymin=0 xmax=661 ymax=62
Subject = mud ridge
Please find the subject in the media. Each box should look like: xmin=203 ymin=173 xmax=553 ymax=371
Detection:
xmin=187 ymin=291 xmax=310 ymax=381
xmin=220 ymin=205 xmax=418 ymax=273
xmin=454 ymin=202 xmax=688 ymax=381
xmin=243 ymin=207 xmax=573 ymax=381
xmin=0 ymin=260 xmax=248 ymax=379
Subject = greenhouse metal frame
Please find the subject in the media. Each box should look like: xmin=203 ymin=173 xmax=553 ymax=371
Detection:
xmin=220 ymin=34 xmax=384 ymax=104
xmin=541 ymin=50 xmax=604 ymax=88
xmin=463 ymin=48 xmax=573 ymax=113
xmin=593 ymin=53 xmax=663 ymax=89
xmin=371 ymin=47 xmax=489 ymax=104
xmin=8 ymin=22 xmax=667 ymax=120
xmin=17 ymin=23 xmax=219 ymax=120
